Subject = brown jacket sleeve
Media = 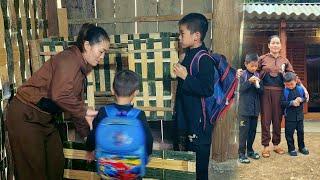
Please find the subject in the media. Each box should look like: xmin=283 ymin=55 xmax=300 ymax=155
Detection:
xmin=50 ymin=51 xmax=89 ymax=136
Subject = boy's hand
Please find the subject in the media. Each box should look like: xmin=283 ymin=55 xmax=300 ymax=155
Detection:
xmin=296 ymin=97 xmax=303 ymax=103
xmin=86 ymin=151 xmax=95 ymax=162
xmin=173 ymin=63 xmax=188 ymax=80
xmin=248 ymin=76 xmax=256 ymax=83
xmin=292 ymin=100 xmax=300 ymax=107
xmin=237 ymin=69 xmax=243 ymax=78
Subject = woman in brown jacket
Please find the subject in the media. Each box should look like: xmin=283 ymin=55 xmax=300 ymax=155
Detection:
xmin=5 ymin=23 xmax=110 ymax=180
xmin=258 ymin=35 xmax=308 ymax=158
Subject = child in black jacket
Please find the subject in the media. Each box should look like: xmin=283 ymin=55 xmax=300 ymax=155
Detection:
xmin=281 ymin=72 xmax=309 ymax=156
xmin=173 ymin=13 xmax=215 ymax=180
xmin=238 ymin=53 xmax=263 ymax=163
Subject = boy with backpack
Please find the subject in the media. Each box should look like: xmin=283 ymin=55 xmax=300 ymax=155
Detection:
xmin=238 ymin=53 xmax=263 ymax=163
xmin=174 ymin=13 xmax=239 ymax=180
xmin=86 ymin=70 xmax=153 ymax=180
xmin=281 ymin=72 xmax=309 ymax=156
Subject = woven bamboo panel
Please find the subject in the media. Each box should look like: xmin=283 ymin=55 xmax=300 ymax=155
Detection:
xmin=127 ymin=36 xmax=179 ymax=120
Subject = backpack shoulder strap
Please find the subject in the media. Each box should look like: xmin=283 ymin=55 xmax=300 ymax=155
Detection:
xmin=127 ymin=108 xmax=141 ymax=119
xmin=104 ymin=104 xmax=118 ymax=117
xmin=190 ymin=50 xmax=212 ymax=76
xmin=296 ymin=85 xmax=305 ymax=98
xmin=284 ymin=88 xmax=290 ymax=101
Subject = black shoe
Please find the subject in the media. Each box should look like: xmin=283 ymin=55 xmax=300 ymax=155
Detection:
xmin=299 ymin=147 xmax=309 ymax=155
xmin=247 ymin=151 xmax=260 ymax=159
xmin=239 ymin=155 xmax=250 ymax=164
xmin=289 ymin=150 xmax=298 ymax=156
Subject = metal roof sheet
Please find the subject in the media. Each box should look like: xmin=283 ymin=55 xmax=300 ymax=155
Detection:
xmin=244 ymin=3 xmax=320 ymax=20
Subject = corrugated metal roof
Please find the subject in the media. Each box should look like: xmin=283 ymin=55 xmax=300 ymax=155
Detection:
xmin=244 ymin=3 xmax=320 ymax=20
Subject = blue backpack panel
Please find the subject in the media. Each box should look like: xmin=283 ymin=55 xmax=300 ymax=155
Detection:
xmin=190 ymin=50 xmax=238 ymax=129
xmin=95 ymin=105 xmax=147 ymax=180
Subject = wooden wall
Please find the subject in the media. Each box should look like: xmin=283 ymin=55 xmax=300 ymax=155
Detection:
xmin=0 ymin=0 xmax=48 ymax=179
xmin=66 ymin=0 xmax=214 ymax=49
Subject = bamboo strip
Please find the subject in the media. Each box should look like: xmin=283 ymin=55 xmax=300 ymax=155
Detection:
xmin=29 ymin=0 xmax=37 ymax=39
xmin=155 ymin=81 xmax=164 ymax=116
xmin=154 ymin=41 xmax=163 ymax=79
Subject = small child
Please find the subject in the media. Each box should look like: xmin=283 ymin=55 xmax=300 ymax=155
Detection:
xmin=281 ymin=72 xmax=309 ymax=156
xmin=173 ymin=13 xmax=215 ymax=180
xmin=238 ymin=53 xmax=263 ymax=163
xmin=86 ymin=70 xmax=153 ymax=179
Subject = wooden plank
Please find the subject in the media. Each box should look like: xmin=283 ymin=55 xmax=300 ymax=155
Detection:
xmin=19 ymin=0 xmax=31 ymax=79
xmin=114 ymin=0 xmax=135 ymax=34
xmin=68 ymin=13 xmax=215 ymax=24
xmin=57 ymin=8 xmax=68 ymax=39
xmin=29 ymin=0 xmax=37 ymax=39
xmin=0 ymin=3 xmax=9 ymax=83
xmin=47 ymin=0 xmax=59 ymax=37
xmin=183 ymin=0 xmax=213 ymax=48
xmin=137 ymin=0 xmax=158 ymax=33
xmin=158 ymin=0 xmax=181 ymax=32
xmin=96 ymin=0 xmax=115 ymax=35
xmin=66 ymin=0 xmax=95 ymax=36
xmin=37 ymin=0 xmax=46 ymax=38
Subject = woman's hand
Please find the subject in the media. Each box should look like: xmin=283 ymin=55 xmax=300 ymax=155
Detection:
xmin=85 ymin=108 xmax=98 ymax=130
xmin=173 ymin=63 xmax=188 ymax=80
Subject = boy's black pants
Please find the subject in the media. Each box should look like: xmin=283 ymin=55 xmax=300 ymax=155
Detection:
xmin=285 ymin=120 xmax=305 ymax=152
xmin=238 ymin=115 xmax=258 ymax=155
xmin=194 ymin=144 xmax=211 ymax=180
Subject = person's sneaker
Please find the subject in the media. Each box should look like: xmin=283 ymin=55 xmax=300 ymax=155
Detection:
xmin=289 ymin=150 xmax=298 ymax=156
xmin=299 ymin=147 xmax=309 ymax=155
xmin=239 ymin=155 xmax=250 ymax=164
xmin=247 ymin=151 xmax=260 ymax=159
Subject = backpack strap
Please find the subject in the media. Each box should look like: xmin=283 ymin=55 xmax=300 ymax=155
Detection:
xmin=190 ymin=50 xmax=211 ymax=76
xmin=104 ymin=104 xmax=141 ymax=118
xmin=283 ymin=88 xmax=290 ymax=102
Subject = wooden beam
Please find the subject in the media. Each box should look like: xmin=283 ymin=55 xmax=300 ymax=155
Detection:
xmin=58 ymin=8 xmax=68 ymax=39
xmin=279 ymin=19 xmax=287 ymax=58
xmin=47 ymin=0 xmax=59 ymax=37
xmin=211 ymin=0 xmax=243 ymax=162
xmin=68 ymin=13 xmax=215 ymax=24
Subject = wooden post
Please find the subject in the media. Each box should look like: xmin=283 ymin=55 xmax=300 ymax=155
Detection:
xmin=279 ymin=19 xmax=287 ymax=59
xmin=47 ymin=0 xmax=59 ymax=37
xmin=211 ymin=0 xmax=243 ymax=161
xmin=58 ymin=8 xmax=69 ymax=39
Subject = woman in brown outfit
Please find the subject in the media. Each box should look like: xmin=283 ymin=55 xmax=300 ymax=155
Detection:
xmin=5 ymin=24 xmax=110 ymax=180
xmin=258 ymin=35 xmax=308 ymax=158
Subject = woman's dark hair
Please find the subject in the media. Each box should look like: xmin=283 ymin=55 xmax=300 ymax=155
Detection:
xmin=76 ymin=23 xmax=110 ymax=52
xmin=113 ymin=70 xmax=140 ymax=97
xmin=268 ymin=35 xmax=280 ymax=44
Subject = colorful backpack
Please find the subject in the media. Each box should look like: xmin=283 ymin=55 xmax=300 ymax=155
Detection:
xmin=95 ymin=105 xmax=147 ymax=180
xmin=190 ymin=50 xmax=238 ymax=129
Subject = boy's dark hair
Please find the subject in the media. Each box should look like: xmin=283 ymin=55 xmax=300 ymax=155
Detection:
xmin=283 ymin=72 xmax=297 ymax=82
xmin=178 ymin=13 xmax=208 ymax=41
xmin=76 ymin=23 xmax=110 ymax=52
xmin=244 ymin=53 xmax=259 ymax=64
xmin=113 ymin=70 xmax=140 ymax=97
